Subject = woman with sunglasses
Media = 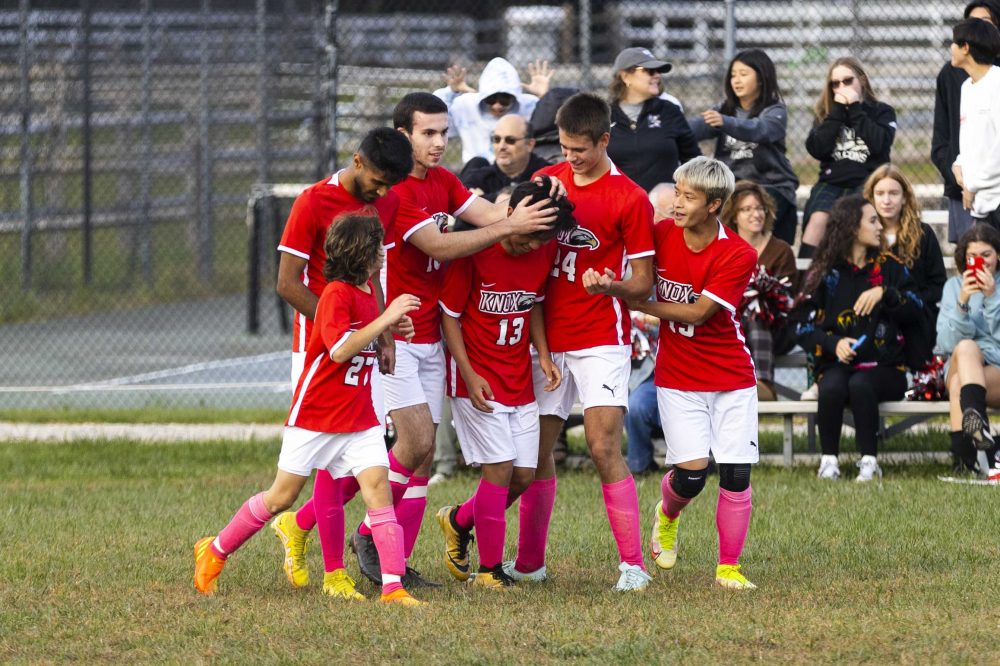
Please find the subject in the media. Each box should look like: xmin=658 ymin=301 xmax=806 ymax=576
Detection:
xmin=607 ymin=47 xmax=700 ymax=192
xmin=690 ymin=49 xmax=800 ymax=245
xmin=799 ymin=58 xmax=896 ymax=258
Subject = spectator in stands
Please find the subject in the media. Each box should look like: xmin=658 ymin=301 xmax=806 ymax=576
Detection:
xmin=607 ymin=47 xmax=700 ymax=192
xmin=796 ymin=195 xmax=922 ymax=481
xmin=937 ymin=223 xmax=1000 ymax=474
xmin=434 ymin=58 xmax=553 ymax=171
xmin=649 ymin=182 xmax=676 ymax=222
xmin=721 ymin=181 xmax=797 ymax=401
xmin=689 ymin=49 xmax=800 ymax=245
xmin=460 ymin=115 xmax=550 ymax=201
xmin=798 ymin=58 xmax=896 ymax=258
xmin=931 ymin=1 xmax=1000 ymax=243
xmin=951 ymin=18 xmax=1000 ymax=228
xmin=863 ymin=164 xmax=947 ymax=369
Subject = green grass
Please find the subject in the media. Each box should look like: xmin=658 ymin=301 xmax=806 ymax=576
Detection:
xmin=0 ymin=407 xmax=286 ymax=425
xmin=1 ymin=438 xmax=997 ymax=663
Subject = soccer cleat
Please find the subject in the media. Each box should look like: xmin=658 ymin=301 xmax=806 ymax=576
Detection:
xmin=817 ymin=455 xmax=840 ymax=480
xmin=350 ymin=528 xmax=382 ymax=585
xmin=379 ymin=587 xmax=425 ymax=607
xmin=855 ymin=455 xmax=882 ymax=483
xmin=501 ymin=560 xmax=548 ymax=582
xmin=962 ymin=408 xmax=995 ymax=450
xmin=436 ymin=506 xmax=474 ymax=582
xmin=715 ymin=564 xmax=757 ymax=590
xmin=649 ymin=501 xmax=679 ymax=570
xmin=471 ymin=565 xmax=516 ymax=590
xmin=614 ymin=562 xmax=652 ymax=592
xmin=270 ymin=511 xmax=310 ymax=588
xmin=401 ymin=566 xmax=442 ymax=589
xmin=193 ymin=536 xmax=226 ymax=595
xmin=322 ymin=568 xmax=364 ymax=601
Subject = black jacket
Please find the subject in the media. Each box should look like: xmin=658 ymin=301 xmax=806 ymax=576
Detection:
xmin=795 ymin=254 xmax=922 ymax=375
xmin=806 ymin=101 xmax=896 ymax=188
xmin=460 ymin=152 xmax=551 ymax=202
xmin=608 ymin=97 xmax=701 ymax=191
xmin=931 ymin=64 xmax=967 ymax=200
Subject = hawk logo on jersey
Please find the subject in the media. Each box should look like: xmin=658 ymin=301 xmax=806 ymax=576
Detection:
xmin=557 ymin=225 xmax=600 ymax=250
xmin=656 ymin=276 xmax=698 ymax=304
xmin=478 ymin=290 xmax=536 ymax=315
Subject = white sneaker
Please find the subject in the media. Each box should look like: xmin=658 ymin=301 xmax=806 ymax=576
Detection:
xmin=817 ymin=455 xmax=840 ymax=480
xmin=855 ymin=455 xmax=882 ymax=482
xmin=614 ymin=562 xmax=652 ymax=592
xmin=800 ymin=383 xmax=819 ymax=400
xmin=501 ymin=560 xmax=547 ymax=582
xmin=427 ymin=472 xmax=450 ymax=486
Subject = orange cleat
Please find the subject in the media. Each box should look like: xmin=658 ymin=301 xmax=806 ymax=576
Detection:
xmin=193 ymin=536 xmax=226 ymax=595
xmin=378 ymin=587 xmax=425 ymax=607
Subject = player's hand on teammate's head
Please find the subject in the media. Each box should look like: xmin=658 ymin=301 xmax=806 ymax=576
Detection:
xmin=582 ymin=267 xmax=616 ymax=295
xmin=468 ymin=374 xmax=495 ymax=413
xmin=534 ymin=175 xmax=567 ymax=200
xmin=507 ymin=195 xmax=557 ymax=235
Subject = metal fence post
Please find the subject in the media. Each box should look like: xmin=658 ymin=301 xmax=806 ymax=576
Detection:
xmin=324 ymin=0 xmax=338 ymax=174
xmin=81 ymin=0 xmax=93 ymax=286
xmin=139 ymin=0 xmax=153 ymax=285
xmin=723 ymin=0 xmax=737 ymax=66
xmin=197 ymin=0 xmax=213 ymax=281
xmin=256 ymin=0 xmax=271 ymax=187
xmin=578 ymin=0 xmax=593 ymax=91
xmin=18 ymin=0 xmax=33 ymax=290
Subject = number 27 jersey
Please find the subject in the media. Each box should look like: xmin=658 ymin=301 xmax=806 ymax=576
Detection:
xmin=653 ymin=220 xmax=757 ymax=392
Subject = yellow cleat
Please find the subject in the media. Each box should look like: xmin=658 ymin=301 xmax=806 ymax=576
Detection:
xmin=470 ymin=566 xmax=516 ymax=590
xmin=436 ymin=506 xmax=473 ymax=582
xmin=193 ymin=536 xmax=226 ymax=595
xmin=322 ymin=568 xmax=364 ymax=601
xmin=379 ymin=587 xmax=426 ymax=607
xmin=715 ymin=564 xmax=757 ymax=590
xmin=650 ymin=501 xmax=679 ymax=570
xmin=271 ymin=511 xmax=310 ymax=588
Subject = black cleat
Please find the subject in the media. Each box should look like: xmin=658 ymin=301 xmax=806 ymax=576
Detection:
xmin=962 ymin=408 xmax=995 ymax=450
xmin=401 ymin=566 xmax=442 ymax=590
xmin=350 ymin=528 xmax=382 ymax=585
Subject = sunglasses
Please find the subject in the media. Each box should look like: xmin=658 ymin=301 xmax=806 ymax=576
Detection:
xmin=829 ymin=76 xmax=856 ymax=89
xmin=491 ymin=135 xmax=527 ymax=146
xmin=483 ymin=94 xmax=515 ymax=106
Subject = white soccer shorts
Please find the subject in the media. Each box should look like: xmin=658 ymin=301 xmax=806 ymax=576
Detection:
xmin=451 ymin=398 xmax=540 ymax=468
xmin=532 ymin=345 xmax=631 ymax=420
xmin=656 ymin=385 xmax=759 ymax=465
xmin=381 ymin=340 xmax=445 ymax=424
xmin=277 ymin=425 xmax=389 ymax=478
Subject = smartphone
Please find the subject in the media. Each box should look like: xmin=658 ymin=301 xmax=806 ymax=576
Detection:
xmin=968 ymin=255 xmax=985 ymax=277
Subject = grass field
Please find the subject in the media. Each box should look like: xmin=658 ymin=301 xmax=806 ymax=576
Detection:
xmin=2 ymin=437 xmax=997 ymax=664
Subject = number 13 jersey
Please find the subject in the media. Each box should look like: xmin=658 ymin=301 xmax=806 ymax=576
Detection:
xmin=653 ymin=219 xmax=757 ymax=392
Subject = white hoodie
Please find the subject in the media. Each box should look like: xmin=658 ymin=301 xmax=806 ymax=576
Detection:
xmin=434 ymin=57 xmax=538 ymax=164
xmin=955 ymin=65 xmax=1000 ymax=218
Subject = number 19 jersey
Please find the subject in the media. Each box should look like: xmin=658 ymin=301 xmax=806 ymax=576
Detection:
xmin=652 ymin=219 xmax=757 ymax=392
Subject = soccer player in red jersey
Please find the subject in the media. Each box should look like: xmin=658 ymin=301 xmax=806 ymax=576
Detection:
xmin=351 ymin=93 xmax=561 ymax=587
xmin=629 ymin=156 xmax=760 ymax=590
xmin=433 ymin=178 xmax=575 ymax=589
xmin=270 ymin=128 xmax=414 ymax=594
xmin=193 ymin=213 xmax=426 ymax=606
xmin=505 ymin=92 xmax=656 ymax=591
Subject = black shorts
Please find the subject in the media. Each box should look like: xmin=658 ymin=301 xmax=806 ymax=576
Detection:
xmin=802 ymin=182 xmax=861 ymax=225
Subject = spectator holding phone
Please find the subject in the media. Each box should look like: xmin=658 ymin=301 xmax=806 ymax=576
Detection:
xmin=937 ymin=224 xmax=1000 ymax=474
xmin=795 ymin=195 xmax=922 ymax=481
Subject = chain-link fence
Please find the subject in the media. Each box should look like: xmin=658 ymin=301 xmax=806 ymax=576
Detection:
xmin=1 ymin=0 xmax=969 ymax=412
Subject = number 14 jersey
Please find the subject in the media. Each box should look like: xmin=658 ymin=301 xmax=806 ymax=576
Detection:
xmin=653 ymin=219 xmax=757 ymax=392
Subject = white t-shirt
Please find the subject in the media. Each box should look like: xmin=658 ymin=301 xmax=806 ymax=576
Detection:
xmin=956 ymin=65 xmax=1000 ymax=218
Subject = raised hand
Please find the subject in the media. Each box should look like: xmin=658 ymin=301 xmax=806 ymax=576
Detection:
xmin=523 ymin=59 xmax=554 ymax=97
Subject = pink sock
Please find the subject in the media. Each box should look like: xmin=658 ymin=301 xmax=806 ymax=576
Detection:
xmin=473 ymin=478 xmax=509 ymax=570
xmin=398 ymin=476 xmax=429 ymax=559
xmin=212 ymin=492 xmax=273 ymax=558
xmin=601 ymin=476 xmax=644 ymax=569
xmin=339 ymin=476 xmax=360 ymax=504
xmin=717 ymin=486 xmax=753 ymax=566
xmin=514 ymin=477 xmax=556 ymax=573
xmin=661 ymin=470 xmax=693 ymax=520
xmin=454 ymin=495 xmax=475 ymax=531
xmin=368 ymin=505 xmax=405 ymax=595
xmin=294 ymin=499 xmax=316 ymax=531
xmin=312 ymin=471 xmax=345 ymax=572
xmin=358 ymin=451 xmax=411 ymax=537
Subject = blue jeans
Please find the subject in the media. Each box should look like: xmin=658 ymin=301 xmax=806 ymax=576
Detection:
xmin=625 ymin=377 xmax=661 ymax=473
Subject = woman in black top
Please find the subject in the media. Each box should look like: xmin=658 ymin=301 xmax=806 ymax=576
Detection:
xmin=799 ymin=58 xmax=896 ymax=258
xmin=796 ymin=195 xmax=922 ymax=481
xmin=606 ymin=47 xmax=701 ymax=191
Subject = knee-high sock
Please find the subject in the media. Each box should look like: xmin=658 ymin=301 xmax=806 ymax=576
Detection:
xmin=312 ymin=472 xmax=345 ymax=572
xmin=472 ymin=478 xmax=509 ymax=570
xmin=661 ymin=470 xmax=693 ymax=520
xmin=455 ymin=493 xmax=475 ymax=531
xmin=398 ymin=476 xmax=429 ymax=559
xmin=368 ymin=505 xmax=405 ymax=595
xmin=212 ymin=492 xmax=273 ymax=559
xmin=339 ymin=476 xmax=361 ymax=505
xmin=716 ymin=486 xmax=753 ymax=566
xmin=514 ymin=477 xmax=556 ymax=573
xmin=294 ymin=499 xmax=316 ymax=531
xmin=601 ymin=476 xmax=644 ymax=569
xmin=358 ymin=451 xmax=412 ymax=537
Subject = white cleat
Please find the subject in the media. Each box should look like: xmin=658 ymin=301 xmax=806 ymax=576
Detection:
xmin=501 ymin=560 xmax=547 ymax=582
xmin=855 ymin=455 xmax=882 ymax=482
xmin=817 ymin=455 xmax=840 ymax=480
xmin=614 ymin=562 xmax=652 ymax=592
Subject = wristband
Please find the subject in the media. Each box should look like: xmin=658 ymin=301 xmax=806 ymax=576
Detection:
xmin=958 ymin=301 xmax=970 ymax=313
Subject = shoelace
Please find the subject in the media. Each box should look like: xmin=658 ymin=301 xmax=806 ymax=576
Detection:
xmin=456 ymin=530 xmax=474 ymax=559
xmin=490 ymin=565 xmax=515 ymax=586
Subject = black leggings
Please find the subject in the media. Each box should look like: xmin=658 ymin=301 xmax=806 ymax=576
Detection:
xmin=817 ymin=365 xmax=907 ymax=456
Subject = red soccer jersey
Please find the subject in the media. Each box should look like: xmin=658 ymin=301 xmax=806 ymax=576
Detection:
xmin=387 ymin=167 xmax=477 ymax=344
xmin=534 ymin=161 xmax=654 ymax=352
xmin=277 ymin=172 xmax=398 ymax=352
xmin=286 ymin=280 xmax=380 ymax=433
xmin=652 ymin=219 xmax=758 ymax=392
xmin=439 ymin=241 xmax=556 ymax=406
